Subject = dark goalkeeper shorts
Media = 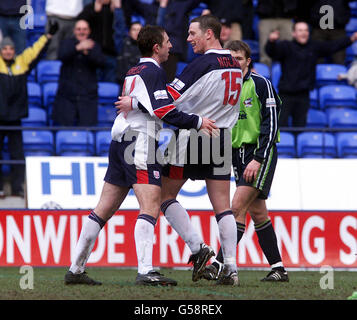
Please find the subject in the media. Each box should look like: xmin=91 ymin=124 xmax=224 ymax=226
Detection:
xmin=232 ymin=143 xmax=277 ymax=200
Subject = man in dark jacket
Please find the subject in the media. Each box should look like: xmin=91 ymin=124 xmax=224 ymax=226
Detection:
xmin=113 ymin=2 xmax=142 ymax=86
xmin=309 ymin=0 xmax=352 ymax=65
xmin=265 ymin=21 xmax=357 ymax=127
xmin=256 ymin=0 xmax=298 ymax=65
xmin=0 ymin=23 xmax=58 ymax=197
xmin=52 ymin=19 xmax=105 ymax=126
xmin=77 ymin=0 xmax=118 ymax=82
xmin=0 ymin=0 xmax=27 ymax=54
xmin=157 ymin=0 xmax=201 ymax=81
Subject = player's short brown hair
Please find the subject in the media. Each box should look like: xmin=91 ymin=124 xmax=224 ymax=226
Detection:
xmin=137 ymin=25 xmax=165 ymax=57
xmin=224 ymin=40 xmax=251 ymax=59
xmin=190 ymin=14 xmax=221 ymax=40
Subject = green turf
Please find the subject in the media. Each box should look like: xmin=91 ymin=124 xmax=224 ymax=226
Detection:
xmin=0 ymin=267 xmax=356 ymax=300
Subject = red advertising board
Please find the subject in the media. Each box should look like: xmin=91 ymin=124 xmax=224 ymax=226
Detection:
xmin=0 ymin=210 xmax=356 ymax=268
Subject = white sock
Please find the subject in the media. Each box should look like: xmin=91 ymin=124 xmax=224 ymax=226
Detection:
xmin=161 ymin=199 xmax=202 ymax=254
xmin=135 ymin=215 xmax=156 ymax=275
xmin=69 ymin=215 xmax=102 ymax=274
xmin=216 ymin=211 xmax=237 ymax=273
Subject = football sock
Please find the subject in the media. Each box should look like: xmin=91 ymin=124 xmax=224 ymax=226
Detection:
xmin=214 ymin=221 xmax=245 ymax=265
xmin=69 ymin=211 xmax=106 ymax=274
xmin=216 ymin=211 xmax=237 ymax=273
xmin=255 ymin=219 xmax=285 ymax=271
xmin=134 ymin=214 xmax=157 ymax=275
xmin=161 ymin=199 xmax=202 ymax=254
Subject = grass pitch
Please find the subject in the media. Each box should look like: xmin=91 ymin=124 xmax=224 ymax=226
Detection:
xmin=0 ymin=267 xmax=356 ymax=300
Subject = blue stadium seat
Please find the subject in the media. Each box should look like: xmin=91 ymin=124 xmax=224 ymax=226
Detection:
xmin=244 ymin=40 xmax=259 ymax=62
xmin=327 ymin=108 xmax=357 ymax=127
xmin=32 ymin=0 xmax=46 ymax=14
xmin=316 ymin=64 xmax=347 ymax=87
xmin=319 ymin=85 xmax=357 ymax=110
xmin=22 ymin=108 xmax=47 ymax=127
xmin=34 ymin=13 xmax=46 ymax=29
xmin=191 ymin=2 xmax=207 ymax=16
xmin=27 ymin=69 xmax=36 ymax=82
xmin=96 ymin=131 xmax=112 ymax=156
xmin=97 ymin=106 xmax=117 ymax=127
xmin=253 ymin=62 xmax=270 ymax=79
xmin=297 ymin=132 xmax=336 ymax=158
xmin=27 ymin=82 xmax=42 ymax=108
xmin=306 ymin=109 xmax=327 ymax=128
xmin=42 ymin=82 xmax=58 ymax=110
xmin=56 ymin=131 xmax=95 ymax=156
xmin=37 ymin=60 xmax=62 ymax=84
xmin=131 ymin=14 xmax=146 ymax=25
xmin=271 ymin=62 xmax=281 ymax=92
xmin=350 ymin=1 xmax=357 ymax=17
xmin=345 ymin=42 xmax=357 ymax=65
xmin=277 ymin=132 xmax=296 ymax=158
xmin=346 ymin=18 xmax=357 ymax=36
xmin=309 ymin=89 xmax=319 ymax=109
xmin=176 ymin=61 xmax=188 ymax=76
xmin=336 ymin=132 xmax=357 ymax=158
xmin=23 ymin=130 xmax=54 ymax=156
xmin=98 ymin=82 xmax=120 ymax=106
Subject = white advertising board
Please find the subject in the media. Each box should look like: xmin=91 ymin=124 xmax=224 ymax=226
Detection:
xmin=26 ymin=157 xmax=357 ymax=210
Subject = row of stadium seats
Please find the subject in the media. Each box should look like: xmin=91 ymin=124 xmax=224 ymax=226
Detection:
xmin=2 ymin=130 xmax=111 ymax=157
xmin=278 ymin=131 xmax=357 ymax=158
xmin=26 ymin=81 xmax=357 ymax=128
xmin=3 ymin=129 xmax=357 ymax=159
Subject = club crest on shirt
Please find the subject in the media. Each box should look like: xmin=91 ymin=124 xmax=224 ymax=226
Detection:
xmin=243 ymin=98 xmax=253 ymax=107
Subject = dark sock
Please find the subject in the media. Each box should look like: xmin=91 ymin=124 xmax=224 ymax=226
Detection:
xmin=255 ymin=219 xmax=285 ymax=271
xmin=214 ymin=221 xmax=245 ymax=266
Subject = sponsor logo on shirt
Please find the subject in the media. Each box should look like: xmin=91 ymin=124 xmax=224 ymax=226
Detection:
xmin=266 ymin=98 xmax=276 ymax=108
xmin=171 ymin=78 xmax=185 ymax=91
xmin=154 ymin=90 xmax=168 ymax=100
xmin=243 ymin=98 xmax=253 ymax=108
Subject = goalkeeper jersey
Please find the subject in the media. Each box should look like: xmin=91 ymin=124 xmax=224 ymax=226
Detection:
xmin=231 ymin=70 xmax=281 ymax=162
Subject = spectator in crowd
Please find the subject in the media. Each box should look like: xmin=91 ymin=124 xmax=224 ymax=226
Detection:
xmin=202 ymin=0 xmax=244 ymax=41
xmin=338 ymin=59 xmax=357 ymax=88
xmin=309 ymin=0 xmax=352 ymax=65
xmin=52 ymin=19 xmax=105 ymax=126
xmin=0 ymin=0 xmax=27 ymax=55
xmin=122 ymin=0 xmax=158 ymax=27
xmin=265 ymin=21 xmax=357 ymax=127
xmin=257 ymin=0 xmax=298 ymax=66
xmin=219 ymin=19 xmax=232 ymax=47
xmin=45 ymin=0 xmax=83 ymax=60
xmin=157 ymin=0 xmax=201 ymax=82
xmin=78 ymin=0 xmax=119 ymax=83
xmin=0 ymin=22 xmax=58 ymax=198
xmin=113 ymin=0 xmax=142 ymax=86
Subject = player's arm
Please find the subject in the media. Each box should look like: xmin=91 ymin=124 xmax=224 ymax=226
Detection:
xmin=115 ymin=95 xmax=217 ymax=132
xmin=254 ymin=78 xmax=280 ymax=163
